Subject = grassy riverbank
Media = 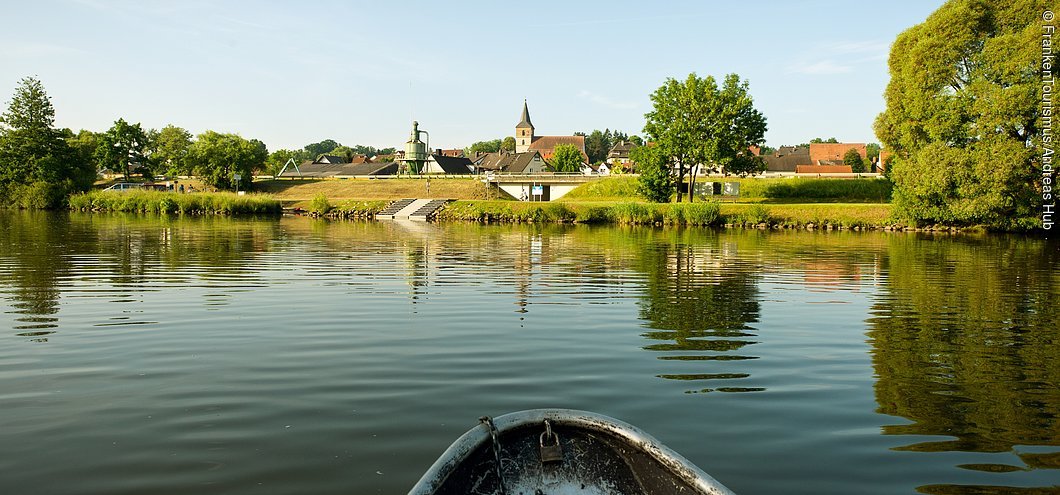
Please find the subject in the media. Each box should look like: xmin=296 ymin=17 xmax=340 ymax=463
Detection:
xmin=560 ymin=176 xmax=892 ymax=203
xmin=435 ymin=200 xmax=897 ymax=229
xmin=255 ymin=178 xmax=488 ymax=201
xmin=69 ymin=190 xmax=282 ymax=215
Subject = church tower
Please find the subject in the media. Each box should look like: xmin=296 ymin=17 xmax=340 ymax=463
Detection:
xmin=515 ymin=99 xmax=534 ymax=153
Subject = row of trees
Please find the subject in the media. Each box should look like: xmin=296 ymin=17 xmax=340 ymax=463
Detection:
xmin=0 ymin=76 xmax=271 ymax=204
xmin=576 ymin=129 xmax=643 ymax=164
xmin=0 ymin=77 xmax=405 ymax=205
xmin=265 ymin=141 xmax=396 ymax=176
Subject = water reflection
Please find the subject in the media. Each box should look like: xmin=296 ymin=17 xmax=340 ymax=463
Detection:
xmin=0 ymin=211 xmax=280 ymax=340
xmin=635 ymin=230 xmax=763 ymax=394
xmin=868 ymin=234 xmax=1060 ymax=493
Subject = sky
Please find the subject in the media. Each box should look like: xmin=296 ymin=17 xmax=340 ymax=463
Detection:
xmin=1 ymin=0 xmax=946 ymax=152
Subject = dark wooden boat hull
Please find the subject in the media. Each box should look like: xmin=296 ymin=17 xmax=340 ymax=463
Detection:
xmin=410 ymin=409 xmax=735 ymax=495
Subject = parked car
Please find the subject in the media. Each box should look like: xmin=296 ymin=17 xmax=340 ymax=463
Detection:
xmin=102 ymin=183 xmax=168 ymax=192
xmin=102 ymin=183 xmax=145 ymax=192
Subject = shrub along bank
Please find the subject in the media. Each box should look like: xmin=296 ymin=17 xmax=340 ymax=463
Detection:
xmin=562 ymin=176 xmax=892 ymax=203
xmin=436 ymin=200 xmax=900 ymax=230
xmin=69 ymin=190 xmax=281 ymax=215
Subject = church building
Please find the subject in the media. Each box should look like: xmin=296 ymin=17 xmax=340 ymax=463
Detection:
xmin=515 ymin=100 xmax=588 ymax=163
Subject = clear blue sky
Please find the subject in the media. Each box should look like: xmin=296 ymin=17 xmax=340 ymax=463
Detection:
xmin=1 ymin=0 xmax=944 ymax=152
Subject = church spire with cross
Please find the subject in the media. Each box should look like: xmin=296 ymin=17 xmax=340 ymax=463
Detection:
xmin=515 ymin=99 xmax=535 ymax=153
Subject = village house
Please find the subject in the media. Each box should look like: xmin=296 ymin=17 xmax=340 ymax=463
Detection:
xmin=606 ymin=141 xmax=638 ymax=170
xmin=759 ymin=142 xmax=868 ymax=173
xmin=424 ymin=151 xmax=474 ymax=174
xmin=470 ymin=151 xmax=549 ymax=174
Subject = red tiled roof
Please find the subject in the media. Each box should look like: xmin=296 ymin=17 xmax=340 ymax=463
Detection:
xmin=529 ymin=135 xmax=588 ymax=162
xmin=796 ymin=165 xmax=853 ymax=174
xmin=809 ymin=143 xmax=866 ymax=164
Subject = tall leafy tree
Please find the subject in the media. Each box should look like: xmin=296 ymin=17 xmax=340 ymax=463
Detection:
xmin=188 ymin=131 xmax=264 ymax=190
xmin=304 ymin=139 xmax=340 ymax=157
xmin=874 ymin=0 xmax=1046 ymax=228
xmin=844 ymin=148 xmax=866 ymax=173
xmin=643 ymin=73 xmax=766 ymax=201
xmin=96 ymin=118 xmax=149 ymax=180
xmin=466 ymin=139 xmax=502 ymax=155
xmin=631 ymin=145 xmax=673 ymax=202
xmin=150 ymin=125 xmax=193 ymax=177
xmin=266 ymin=149 xmax=311 ymax=176
xmin=327 ymin=145 xmax=355 ymax=161
xmin=0 ymin=76 xmax=86 ymax=206
xmin=583 ymin=129 xmax=612 ymax=164
xmin=549 ymin=143 xmax=584 ymax=173
xmin=500 ymin=136 xmax=516 ymax=152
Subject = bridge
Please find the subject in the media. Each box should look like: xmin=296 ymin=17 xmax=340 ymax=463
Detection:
xmin=484 ymin=173 xmax=599 ymax=201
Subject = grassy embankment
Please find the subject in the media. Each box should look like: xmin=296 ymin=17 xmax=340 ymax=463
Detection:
xmin=254 ymin=176 xmax=902 ymax=229
xmin=445 ymin=176 xmax=895 ymax=229
xmin=70 ymin=190 xmax=282 ymax=215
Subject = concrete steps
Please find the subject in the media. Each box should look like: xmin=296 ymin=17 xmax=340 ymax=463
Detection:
xmin=376 ymin=198 xmax=451 ymax=221
xmin=375 ymin=198 xmax=417 ymax=219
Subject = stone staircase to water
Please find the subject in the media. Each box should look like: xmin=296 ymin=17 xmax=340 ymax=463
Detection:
xmin=375 ymin=198 xmax=417 ymax=220
xmin=376 ymin=198 xmax=451 ymax=221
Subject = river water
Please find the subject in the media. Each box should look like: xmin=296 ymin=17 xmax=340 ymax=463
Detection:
xmin=1 ymin=210 xmax=1057 ymax=495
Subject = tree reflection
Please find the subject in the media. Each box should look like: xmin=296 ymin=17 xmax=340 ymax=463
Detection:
xmin=635 ymin=230 xmax=763 ymax=394
xmin=868 ymin=235 xmax=1060 ymax=491
xmin=0 ymin=211 xmax=279 ymax=341
xmin=0 ymin=210 xmax=72 ymax=341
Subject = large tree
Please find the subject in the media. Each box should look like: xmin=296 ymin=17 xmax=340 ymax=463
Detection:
xmin=642 ymin=73 xmax=766 ymax=201
xmin=500 ymin=136 xmax=516 ymax=152
xmin=96 ymin=118 xmax=149 ymax=180
xmin=150 ymin=125 xmax=193 ymax=177
xmin=549 ymin=143 xmax=584 ymax=173
xmin=631 ymin=145 xmax=673 ymax=202
xmin=874 ymin=0 xmax=1047 ymax=228
xmin=844 ymin=148 xmax=866 ymax=173
xmin=0 ymin=77 xmax=88 ymax=207
xmin=304 ymin=139 xmax=340 ymax=157
xmin=188 ymin=131 xmax=266 ymax=190
xmin=584 ymin=129 xmax=612 ymax=164
xmin=466 ymin=139 xmax=502 ymax=155
xmin=266 ymin=148 xmax=311 ymax=176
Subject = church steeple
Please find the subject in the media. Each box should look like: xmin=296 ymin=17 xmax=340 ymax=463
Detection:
xmin=515 ymin=99 xmax=534 ymax=153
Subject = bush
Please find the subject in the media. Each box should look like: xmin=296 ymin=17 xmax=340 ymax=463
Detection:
xmin=574 ymin=206 xmax=612 ymax=223
xmin=739 ymin=204 xmax=771 ymax=225
xmin=307 ymin=193 xmax=332 ymax=215
xmin=762 ymin=178 xmax=891 ymax=201
xmin=681 ymin=201 xmax=721 ymax=226
xmin=612 ymin=202 xmax=662 ymax=225
xmin=7 ymin=182 xmax=69 ymax=209
xmin=542 ymin=202 xmax=575 ymax=222
xmin=69 ymin=190 xmax=281 ymax=215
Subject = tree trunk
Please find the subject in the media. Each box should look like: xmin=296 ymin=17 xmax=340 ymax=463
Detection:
xmin=675 ymin=160 xmax=685 ymax=203
xmin=687 ymin=164 xmax=698 ymax=203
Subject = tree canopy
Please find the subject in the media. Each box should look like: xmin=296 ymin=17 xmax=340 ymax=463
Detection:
xmin=95 ymin=118 xmax=149 ymax=180
xmin=844 ymin=148 xmax=865 ymax=173
xmin=0 ymin=77 xmax=90 ymax=207
xmin=149 ymin=125 xmax=193 ymax=177
xmin=578 ymin=129 xmax=640 ymax=164
xmin=549 ymin=143 xmax=584 ymax=173
xmin=304 ymin=139 xmax=340 ymax=157
xmin=631 ymin=145 xmax=672 ymax=202
xmin=466 ymin=139 xmax=502 ymax=155
xmin=642 ymin=72 xmax=766 ymax=201
xmin=874 ymin=0 xmax=1047 ymax=228
xmin=187 ymin=131 xmax=267 ymax=190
